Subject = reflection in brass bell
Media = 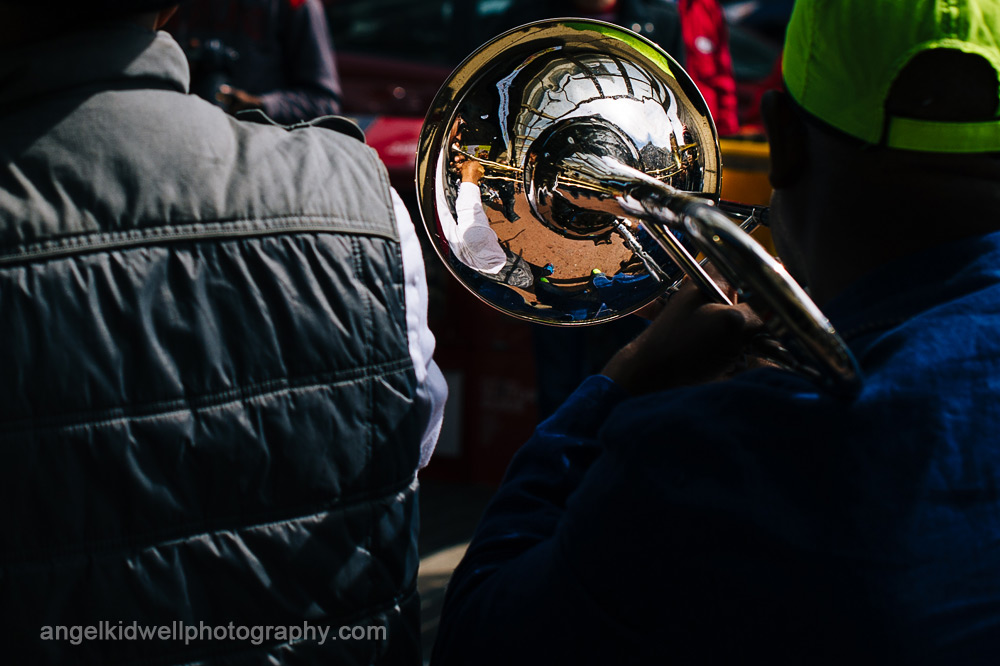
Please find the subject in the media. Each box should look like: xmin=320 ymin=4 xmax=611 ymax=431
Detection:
xmin=416 ymin=19 xmax=861 ymax=395
xmin=416 ymin=19 xmax=720 ymax=325
xmin=525 ymin=116 xmax=644 ymax=241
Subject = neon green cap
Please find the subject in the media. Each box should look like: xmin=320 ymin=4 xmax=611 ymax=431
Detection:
xmin=783 ymin=0 xmax=1000 ymax=152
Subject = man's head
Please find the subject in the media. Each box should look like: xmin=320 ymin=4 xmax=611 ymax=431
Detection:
xmin=761 ymin=0 xmax=1000 ymax=303
xmin=0 ymin=0 xmax=179 ymax=46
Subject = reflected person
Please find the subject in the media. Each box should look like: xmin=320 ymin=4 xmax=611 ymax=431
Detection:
xmin=448 ymin=154 xmax=534 ymax=289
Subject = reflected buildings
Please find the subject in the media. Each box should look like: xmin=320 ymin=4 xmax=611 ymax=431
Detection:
xmin=419 ymin=21 xmax=722 ymax=324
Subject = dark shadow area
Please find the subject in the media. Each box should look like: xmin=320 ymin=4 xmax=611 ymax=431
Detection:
xmin=418 ymin=479 xmax=497 ymax=664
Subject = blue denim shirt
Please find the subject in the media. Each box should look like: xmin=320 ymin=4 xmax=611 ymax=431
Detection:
xmin=432 ymin=230 xmax=1000 ymax=665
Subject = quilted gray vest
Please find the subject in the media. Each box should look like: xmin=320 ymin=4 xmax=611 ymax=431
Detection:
xmin=0 ymin=25 xmax=423 ymax=665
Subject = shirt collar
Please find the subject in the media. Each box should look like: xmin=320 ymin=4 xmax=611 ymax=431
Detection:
xmin=0 ymin=22 xmax=189 ymax=112
xmin=824 ymin=229 xmax=1000 ymax=344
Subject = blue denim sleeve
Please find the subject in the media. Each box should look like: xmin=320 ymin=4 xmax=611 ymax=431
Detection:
xmin=431 ymin=375 xmax=635 ymax=665
xmin=430 ymin=373 xmax=849 ymax=665
xmin=452 ymin=374 xmax=626 ymax=560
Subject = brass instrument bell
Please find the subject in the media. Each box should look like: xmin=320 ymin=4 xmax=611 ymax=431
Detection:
xmin=416 ymin=19 xmax=861 ymax=396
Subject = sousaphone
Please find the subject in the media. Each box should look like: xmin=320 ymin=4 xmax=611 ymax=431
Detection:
xmin=416 ymin=19 xmax=862 ymax=396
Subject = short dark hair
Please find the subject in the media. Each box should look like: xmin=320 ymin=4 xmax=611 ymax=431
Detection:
xmin=0 ymin=0 xmax=181 ymax=15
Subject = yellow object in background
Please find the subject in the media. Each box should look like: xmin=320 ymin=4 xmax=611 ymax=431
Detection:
xmin=462 ymin=144 xmax=492 ymax=160
xmin=720 ymin=137 xmax=775 ymax=255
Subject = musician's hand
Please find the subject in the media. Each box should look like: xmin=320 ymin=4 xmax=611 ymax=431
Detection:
xmin=449 ymin=145 xmax=467 ymax=174
xmin=601 ymin=279 xmax=766 ymax=395
xmin=460 ymin=159 xmax=485 ymax=184
xmin=217 ymin=85 xmax=264 ymax=113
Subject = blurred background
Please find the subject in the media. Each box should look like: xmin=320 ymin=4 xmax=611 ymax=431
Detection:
xmin=326 ymin=0 xmax=792 ymax=202
xmin=166 ymin=1 xmax=794 ymax=660
xmin=322 ymin=0 xmax=792 ymax=485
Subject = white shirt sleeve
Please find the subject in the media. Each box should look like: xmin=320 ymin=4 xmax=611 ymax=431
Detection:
xmin=392 ymin=188 xmax=448 ymax=468
xmin=452 ymin=182 xmax=508 ymax=274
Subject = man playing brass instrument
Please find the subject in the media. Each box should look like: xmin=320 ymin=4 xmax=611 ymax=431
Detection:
xmin=432 ymin=0 xmax=1000 ymax=663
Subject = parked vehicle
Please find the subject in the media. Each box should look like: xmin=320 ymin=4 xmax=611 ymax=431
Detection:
xmin=326 ymin=0 xmax=787 ymax=199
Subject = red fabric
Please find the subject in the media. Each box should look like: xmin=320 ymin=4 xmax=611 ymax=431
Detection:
xmin=678 ymin=0 xmax=739 ymax=136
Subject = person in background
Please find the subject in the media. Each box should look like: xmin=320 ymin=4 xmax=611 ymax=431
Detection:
xmin=0 ymin=0 xmax=444 ymax=662
xmin=489 ymin=1 xmax=736 ymax=132
xmin=448 ymin=157 xmax=510 ymax=276
xmin=431 ymin=0 xmax=1000 ymax=663
xmin=168 ymin=0 xmax=342 ymax=123
xmin=676 ymin=0 xmax=738 ymax=135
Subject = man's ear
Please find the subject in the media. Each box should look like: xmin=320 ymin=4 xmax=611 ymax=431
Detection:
xmin=761 ymin=90 xmax=807 ymax=189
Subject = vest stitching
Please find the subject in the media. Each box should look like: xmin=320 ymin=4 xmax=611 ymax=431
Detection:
xmin=0 ymin=220 xmax=399 ymax=266
xmin=0 ymin=215 xmax=399 ymax=264
xmin=363 ymin=153 xmax=401 ymax=665
xmin=1 ymin=473 xmax=419 ymax=566
xmin=0 ymin=357 xmax=413 ymax=434
xmin=352 ymin=233 xmax=381 ymax=664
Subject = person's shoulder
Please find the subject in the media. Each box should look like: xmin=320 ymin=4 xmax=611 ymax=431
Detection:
xmin=608 ymin=367 xmax=822 ymax=428
xmin=599 ymin=366 xmax=843 ymax=466
xmin=229 ymin=110 xmax=385 ymax=175
xmin=233 ymin=109 xmax=367 ymax=144
xmin=191 ymin=109 xmax=396 ymax=229
xmin=587 ymin=369 xmax=851 ymax=539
